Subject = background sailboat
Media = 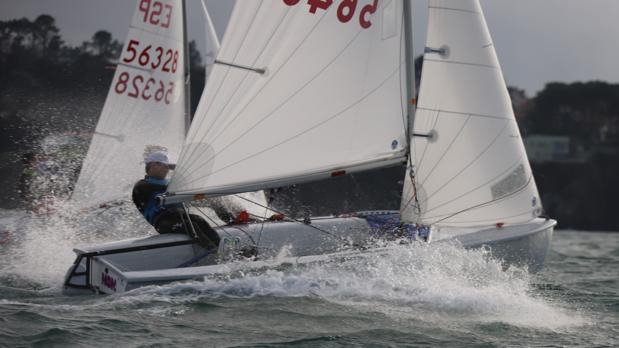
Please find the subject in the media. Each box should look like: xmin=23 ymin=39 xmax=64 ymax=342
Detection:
xmin=70 ymin=0 xmax=187 ymax=209
xmin=70 ymin=0 xmax=269 ymax=221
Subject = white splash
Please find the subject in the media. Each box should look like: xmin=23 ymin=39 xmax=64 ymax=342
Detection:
xmin=0 ymin=202 xmax=152 ymax=287
xmin=117 ymin=241 xmax=587 ymax=330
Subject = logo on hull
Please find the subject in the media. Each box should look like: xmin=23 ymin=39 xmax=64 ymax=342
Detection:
xmin=101 ymin=268 xmax=117 ymax=292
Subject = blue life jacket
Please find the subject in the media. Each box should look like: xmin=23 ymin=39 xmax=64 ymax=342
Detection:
xmin=142 ymin=176 xmax=169 ymax=225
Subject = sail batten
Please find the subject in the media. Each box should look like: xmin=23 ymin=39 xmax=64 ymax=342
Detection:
xmin=169 ymin=0 xmax=407 ymax=196
xmin=423 ymin=58 xmax=498 ymax=69
xmin=427 ymin=6 xmax=480 ymax=15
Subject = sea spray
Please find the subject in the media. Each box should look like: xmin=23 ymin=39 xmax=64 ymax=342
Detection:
xmin=0 ymin=201 xmax=152 ymax=289
xmin=114 ymin=240 xmax=586 ymax=330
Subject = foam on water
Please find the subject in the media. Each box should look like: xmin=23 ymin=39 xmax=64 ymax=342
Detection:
xmin=0 ymin=206 xmax=591 ymax=335
xmin=115 ymin=241 xmax=587 ymax=330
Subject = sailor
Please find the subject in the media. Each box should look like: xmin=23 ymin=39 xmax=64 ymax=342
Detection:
xmin=131 ymin=151 xmax=220 ymax=248
xmin=132 ymin=151 xmax=179 ymax=232
xmin=132 ymin=151 xmax=220 ymax=249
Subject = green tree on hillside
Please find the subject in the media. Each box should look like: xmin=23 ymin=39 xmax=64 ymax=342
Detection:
xmin=525 ymin=82 xmax=619 ymax=151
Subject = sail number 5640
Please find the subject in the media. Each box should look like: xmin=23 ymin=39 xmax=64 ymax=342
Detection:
xmin=283 ymin=0 xmax=379 ymax=29
xmin=114 ymin=72 xmax=175 ymax=105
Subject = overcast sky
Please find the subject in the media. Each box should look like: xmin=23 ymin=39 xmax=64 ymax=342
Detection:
xmin=1 ymin=0 xmax=618 ymax=96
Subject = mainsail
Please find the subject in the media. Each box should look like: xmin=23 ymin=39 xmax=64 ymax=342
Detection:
xmin=401 ymin=0 xmax=542 ymax=227
xmin=72 ymin=0 xmax=187 ymax=208
xmin=169 ymin=0 xmax=408 ymax=197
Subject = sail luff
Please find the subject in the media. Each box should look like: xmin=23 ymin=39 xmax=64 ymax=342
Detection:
xmin=182 ymin=0 xmax=191 ymax=134
xmin=399 ymin=0 xmax=419 ymax=223
xmin=403 ymin=0 xmax=416 ymax=137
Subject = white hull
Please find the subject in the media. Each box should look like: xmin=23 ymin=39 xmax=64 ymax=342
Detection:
xmin=63 ymin=214 xmax=556 ymax=294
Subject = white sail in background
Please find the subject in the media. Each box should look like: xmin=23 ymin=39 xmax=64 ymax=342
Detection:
xmin=72 ymin=0 xmax=186 ymax=208
xmin=401 ymin=0 xmax=541 ymax=227
xmin=169 ymin=0 xmax=408 ymax=197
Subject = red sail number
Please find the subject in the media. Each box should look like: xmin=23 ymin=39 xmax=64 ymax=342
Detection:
xmin=122 ymin=39 xmax=179 ymax=74
xmin=138 ymin=0 xmax=173 ymax=28
xmin=359 ymin=0 xmax=378 ymax=29
xmin=337 ymin=0 xmax=357 ymax=23
xmin=282 ymin=0 xmax=378 ymax=28
xmin=308 ymin=0 xmax=333 ymax=13
xmin=114 ymin=71 xmax=174 ymax=105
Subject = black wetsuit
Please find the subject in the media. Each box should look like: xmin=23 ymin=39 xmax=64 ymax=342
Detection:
xmin=132 ymin=176 xmax=220 ymax=248
xmin=132 ymin=176 xmax=190 ymax=234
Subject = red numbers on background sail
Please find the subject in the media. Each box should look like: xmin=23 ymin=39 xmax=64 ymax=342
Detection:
xmin=138 ymin=0 xmax=173 ymax=28
xmin=283 ymin=0 xmax=378 ymax=29
xmin=122 ymin=40 xmax=179 ymax=74
xmin=118 ymin=0 xmax=181 ymax=105
xmin=114 ymin=71 xmax=175 ymax=104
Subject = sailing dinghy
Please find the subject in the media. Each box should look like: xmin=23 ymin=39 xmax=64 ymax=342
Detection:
xmin=64 ymin=0 xmax=556 ymax=294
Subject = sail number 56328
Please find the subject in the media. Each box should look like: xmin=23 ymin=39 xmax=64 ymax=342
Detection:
xmin=114 ymin=71 xmax=175 ymax=105
xmin=283 ymin=0 xmax=379 ymax=29
xmin=122 ymin=39 xmax=179 ymax=74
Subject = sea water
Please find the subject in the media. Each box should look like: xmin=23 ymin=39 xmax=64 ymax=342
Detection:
xmin=0 ymin=208 xmax=617 ymax=347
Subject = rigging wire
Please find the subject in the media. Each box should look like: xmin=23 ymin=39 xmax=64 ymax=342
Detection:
xmin=188 ymin=202 xmax=258 ymax=245
xmin=232 ymin=194 xmax=353 ymax=245
xmin=255 ymin=203 xmax=269 ymax=247
xmin=399 ymin=157 xmax=421 ymax=219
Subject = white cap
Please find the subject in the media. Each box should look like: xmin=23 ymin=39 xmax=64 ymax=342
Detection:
xmin=145 ymin=151 xmax=175 ymax=169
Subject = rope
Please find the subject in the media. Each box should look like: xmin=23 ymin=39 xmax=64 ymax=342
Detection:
xmin=232 ymin=194 xmax=352 ymax=245
xmin=180 ymin=202 xmax=198 ymax=239
xmin=189 ymin=202 xmax=258 ymax=246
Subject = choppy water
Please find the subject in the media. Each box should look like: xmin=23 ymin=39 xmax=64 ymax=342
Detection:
xmin=0 ymin=208 xmax=617 ymax=347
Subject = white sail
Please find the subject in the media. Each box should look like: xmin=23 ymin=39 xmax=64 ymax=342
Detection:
xmin=169 ymin=0 xmax=408 ymax=197
xmin=200 ymin=0 xmax=221 ymax=78
xmin=401 ymin=0 xmax=542 ymax=227
xmin=72 ymin=0 xmax=186 ymax=208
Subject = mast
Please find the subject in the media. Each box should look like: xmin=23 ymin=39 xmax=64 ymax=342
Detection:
xmin=398 ymin=0 xmax=421 ymax=224
xmin=403 ymin=0 xmax=416 ymax=142
xmin=181 ymin=0 xmax=191 ymax=134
